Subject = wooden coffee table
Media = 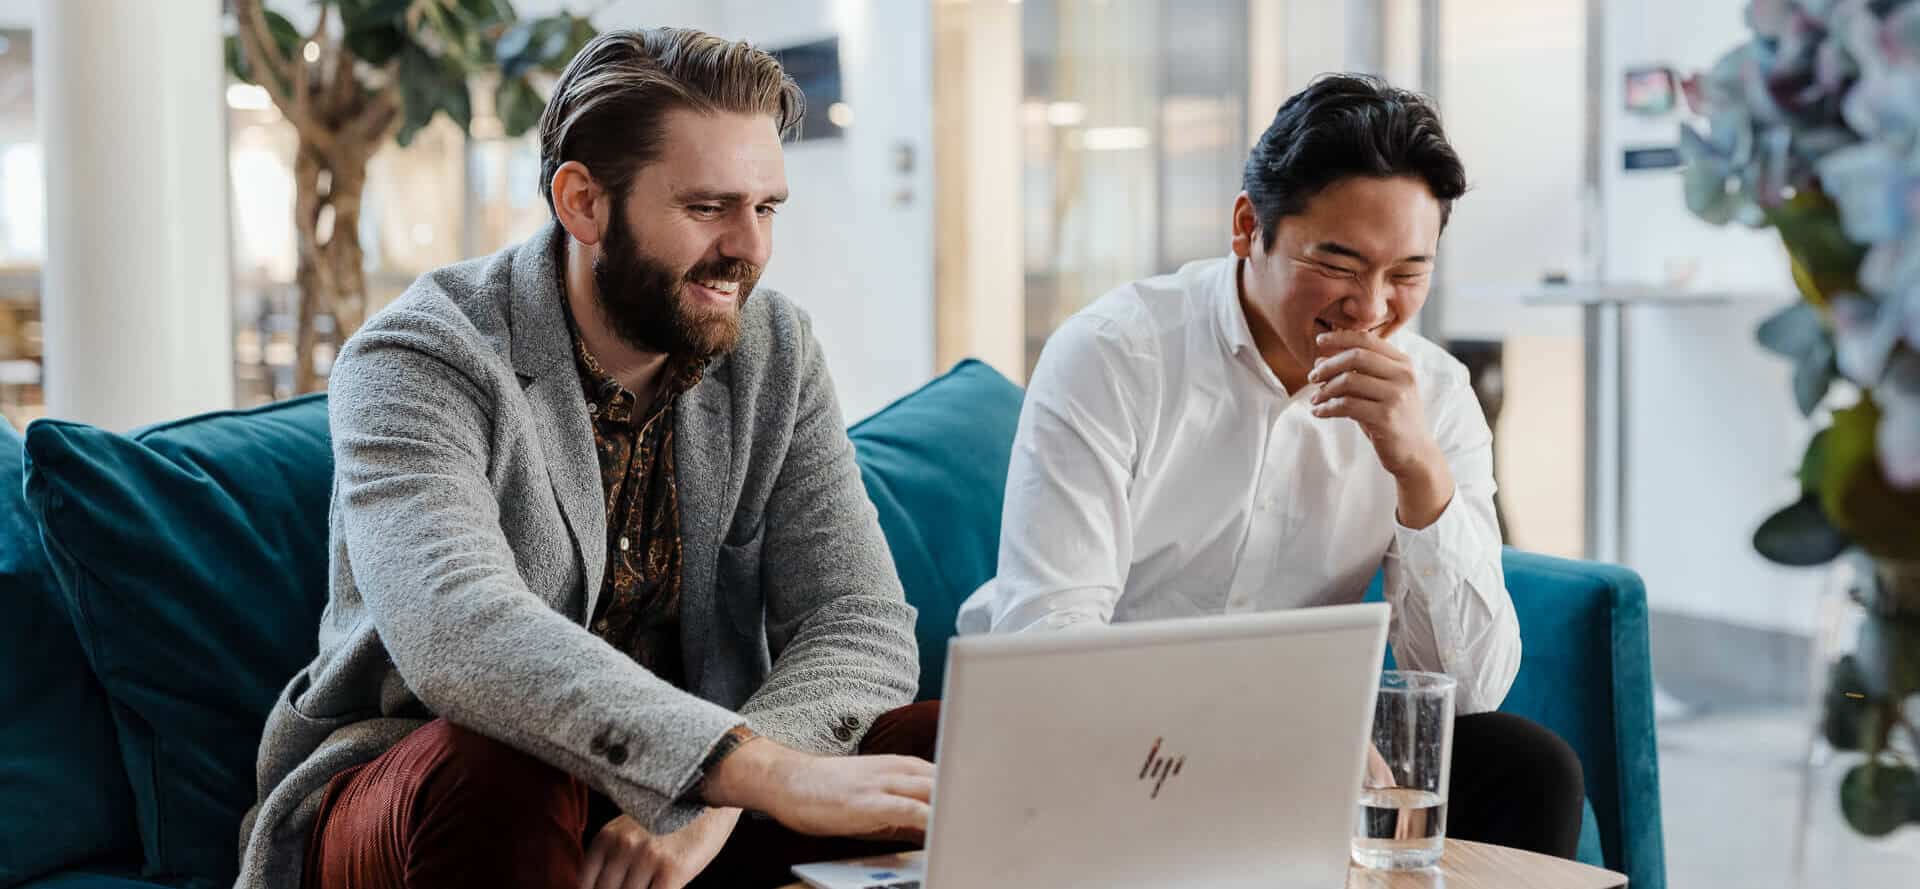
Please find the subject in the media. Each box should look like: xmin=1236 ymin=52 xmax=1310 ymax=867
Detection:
xmin=777 ymin=839 xmax=1627 ymax=888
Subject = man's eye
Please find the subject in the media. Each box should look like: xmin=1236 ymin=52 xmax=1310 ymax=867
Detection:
xmin=1317 ymin=264 xmax=1358 ymax=278
xmin=1394 ymin=272 xmax=1429 ymax=283
xmin=691 ymin=204 xmax=722 ymax=215
xmin=756 ymin=205 xmax=779 ymax=218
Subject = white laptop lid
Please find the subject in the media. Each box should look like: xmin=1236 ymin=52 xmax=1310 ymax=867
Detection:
xmin=923 ymin=603 xmax=1389 ymax=889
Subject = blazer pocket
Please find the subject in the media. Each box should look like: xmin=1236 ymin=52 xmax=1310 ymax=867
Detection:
xmin=269 ymin=672 xmax=374 ymax=759
xmin=716 ymin=523 xmax=766 ymax=639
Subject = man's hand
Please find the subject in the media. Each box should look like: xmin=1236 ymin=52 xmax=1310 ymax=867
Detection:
xmin=1307 ymin=330 xmax=1454 ymax=528
xmin=701 ymin=736 xmax=934 ymax=841
xmin=579 ymin=806 xmax=740 ymax=889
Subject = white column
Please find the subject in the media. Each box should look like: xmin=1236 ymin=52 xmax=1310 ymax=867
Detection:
xmin=35 ymin=0 xmax=232 ymax=431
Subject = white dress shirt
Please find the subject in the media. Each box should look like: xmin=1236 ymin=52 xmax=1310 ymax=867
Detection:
xmin=957 ymin=256 xmax=1520 ymax=713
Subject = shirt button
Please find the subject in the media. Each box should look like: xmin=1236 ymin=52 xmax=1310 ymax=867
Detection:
xmin=619 ymin=536 xmax=631 ymax=552
xmin=593 ymin=618 xmax=609 ymax=633
xmin=833 ymin=725 xmax=855 ymax=743
xmin=842 ymin=715 xmax=862 ymax=729
xmin=588 ymin=402 xmax=600 ymax=415
xmin=605 ymin=743 xmax=628 ymax=765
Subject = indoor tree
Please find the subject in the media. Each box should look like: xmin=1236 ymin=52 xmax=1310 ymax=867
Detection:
xmin=227 ymin=0 xmax=594 ymax=391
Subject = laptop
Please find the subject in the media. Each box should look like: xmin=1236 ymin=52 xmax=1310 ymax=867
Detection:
xmin=792 ymin=602 xmax=1390 ymax=889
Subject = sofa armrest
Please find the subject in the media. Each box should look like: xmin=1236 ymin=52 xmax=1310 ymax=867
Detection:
xmin=1498 ymin=549 xmax=1666 ymax=889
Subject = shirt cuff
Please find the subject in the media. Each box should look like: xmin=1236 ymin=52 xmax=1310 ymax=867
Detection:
xmin=1392 ymin=484 xmax=1470 ymax=587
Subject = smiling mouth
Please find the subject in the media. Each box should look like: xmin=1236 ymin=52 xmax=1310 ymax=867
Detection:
xmin=688 ymin=278 xmax=742 ymax=302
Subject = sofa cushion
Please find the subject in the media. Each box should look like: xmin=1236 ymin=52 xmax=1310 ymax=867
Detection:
xmin=20 ymin=396 xmax=335 ymax=885
xmin=0 ymin=418 xmax=141 ymax=888
xmin=848 ymin=360 xmax=1026 ymax=699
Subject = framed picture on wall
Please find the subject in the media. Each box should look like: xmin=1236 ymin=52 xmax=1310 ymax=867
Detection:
xmin=1624 ymin=66 xmax=1678 ymax=116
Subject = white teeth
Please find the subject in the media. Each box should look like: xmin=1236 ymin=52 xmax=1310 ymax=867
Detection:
xmin=697 ymin=280 xmax=739 ymax=295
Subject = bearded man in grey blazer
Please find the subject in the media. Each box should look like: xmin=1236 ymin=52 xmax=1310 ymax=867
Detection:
xmin=238 ymin=29 xmax=933 ymax=889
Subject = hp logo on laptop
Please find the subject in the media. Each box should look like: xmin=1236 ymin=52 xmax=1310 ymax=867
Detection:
xmin=1138 ymin=737 xmax=1185 ymax=799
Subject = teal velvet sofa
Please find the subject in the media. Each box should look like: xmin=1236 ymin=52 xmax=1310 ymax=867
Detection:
xmin=0 ymin=359 xmax=1665 ymax=889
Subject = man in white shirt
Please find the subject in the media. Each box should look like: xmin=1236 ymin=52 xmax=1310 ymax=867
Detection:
xmin=957 ymin=73 xmax=1586 ymax=858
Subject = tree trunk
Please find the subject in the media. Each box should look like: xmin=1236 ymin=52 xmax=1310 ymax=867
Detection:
xmin=292 ymin=143 xmax=330 ymax=395
xmin=290 ymin=140 xmax=371 ymax=394
xmin=328 ymin=162 xmax=369 ymax=346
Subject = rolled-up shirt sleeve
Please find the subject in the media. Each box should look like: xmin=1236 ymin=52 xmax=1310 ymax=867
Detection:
xmin=1380 ymin=369 xmax=1520 ymax=714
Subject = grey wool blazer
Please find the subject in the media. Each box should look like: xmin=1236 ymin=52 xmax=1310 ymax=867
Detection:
xmin=235 ymin=222 xmax=919 ymax=888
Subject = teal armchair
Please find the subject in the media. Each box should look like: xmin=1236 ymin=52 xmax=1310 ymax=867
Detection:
xmin=850 ymin=360 xmax=1668 ymax=889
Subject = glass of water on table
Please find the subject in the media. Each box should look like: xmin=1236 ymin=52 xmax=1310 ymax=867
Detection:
xmin=1352 ymin=671 xmax=1456 ymax=871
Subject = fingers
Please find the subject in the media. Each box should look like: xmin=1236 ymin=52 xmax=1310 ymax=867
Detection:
xmin=593 ymin=852 xmax=631 ymax=889
xmin=1311 ymin=370 xmax=1397 ymax=405
xmin=620 ymin=857 xmax=657 ymax=889
xmin=1308 ymin=346 xmax=1407 ymax=386
xmin=881 ymin=754 xmax=937 ymax=778
xmin=886 ymin=773 xmax=936 ymax=803
xmin=1309 ymin=396 xmax=1382 ymax=426
xmin=1313 ymin=329 xmax=1410 ymax=363
xmin=579 ymin=835 xmax=609 ymax=889
xmin=880 ymin=795 xmax=933 ymax=835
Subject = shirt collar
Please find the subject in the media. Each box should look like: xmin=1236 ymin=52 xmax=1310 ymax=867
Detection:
xmin=563 ymin=300 xmax=706 ymax=426
xmin=1211 ymin=255 xmax=1297 ymax=396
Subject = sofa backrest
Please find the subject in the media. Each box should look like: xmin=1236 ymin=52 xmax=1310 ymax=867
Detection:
xmin=21 ymin=396 xmax=334 ymax=885
xmin=1 ymin=418 xmax=142 ymax=887
xmin=846 ymin=360 xmax=1027 ymax=699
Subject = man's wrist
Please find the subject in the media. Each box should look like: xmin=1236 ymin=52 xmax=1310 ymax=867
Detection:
xmin=699 ymin=732 xmax=794 ymax=812
xmin=1393 ymin=445 xmax=1454 ymax=530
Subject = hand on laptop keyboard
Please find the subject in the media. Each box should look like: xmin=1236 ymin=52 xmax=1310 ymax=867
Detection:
xmin=701 ymin=737 xmax=934 ymax=841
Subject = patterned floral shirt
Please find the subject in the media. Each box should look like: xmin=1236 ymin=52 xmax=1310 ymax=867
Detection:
xmin=572 ymin=330 xmax=707 ymax=690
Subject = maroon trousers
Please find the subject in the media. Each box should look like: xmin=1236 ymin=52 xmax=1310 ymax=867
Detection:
xmin=303 ymin=703 xmax=939 ymax=889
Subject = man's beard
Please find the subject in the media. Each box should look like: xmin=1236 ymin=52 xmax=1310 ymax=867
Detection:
xmin=590 ymin=211 xmax=760 ymax=358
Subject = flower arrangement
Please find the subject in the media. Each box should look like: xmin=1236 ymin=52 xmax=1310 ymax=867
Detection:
xmin=1679 ymin=0 xmax=1920 ymax=837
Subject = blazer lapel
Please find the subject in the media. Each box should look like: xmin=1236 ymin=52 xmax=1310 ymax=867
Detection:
xmin=508 ymin=223 xmax=607 ymax=619
xmin=676 ymin=357 xmax=734 ymax=691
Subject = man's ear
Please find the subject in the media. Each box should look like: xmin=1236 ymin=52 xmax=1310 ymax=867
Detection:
xmin=551 ymin=160 xmax=609 ymax=247
xmin=1230 ymin=192 xmax=1259 ymax=260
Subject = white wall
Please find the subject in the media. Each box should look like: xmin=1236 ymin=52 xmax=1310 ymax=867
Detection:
xmin=1602 ymin=0 xmax=1823 ymax=634
xmin=1434 ymin=0 xmax=1589 ymax=561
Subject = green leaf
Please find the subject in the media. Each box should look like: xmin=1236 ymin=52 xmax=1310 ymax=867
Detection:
xmin=559 ymin=15 xmax=597 ymax=66
xmin=1794 ymin=339 xmax=1838 ymax=416
xmin=343 ymin=25 xmax=407 ymax=66
xmin=495 ymin=20 xmax=539 ymax=77
xmin=456 ymin=0 xmax=514 ymax=24
xmin=337 ymin=0 xmax=412 ymax=27
xmin=1821 ymin=655 xmax=1873 ymax=751
xmin=1854 ymin=614 xmax=1920 ymax=701
xmin=1820 ymin=396 xmax=1920 ymax=561
xmin=535 ymin=16 xmax=573 ymax=62
xmin=1840 ymin=762 xmax=1919 ymax=837
xmin=263 ymin=8 xmax=302 ymax=57
xmin=1753 ymin=494 xmax=1851 ymax=566
xmin=495 ymin=75 xmax=545 ymax=138
xmin=1764 ymin=191 xmax=1868 ymax=307
xmin=225 ymin=34 xmax=250 ymax=83
xmin=1757 ymin=302 xmax=1826 ymax=360
xmin=397 ymin=44 xmax=442 ymax=145
xmin=1799 ymin=429 xmax=1832 ymax=492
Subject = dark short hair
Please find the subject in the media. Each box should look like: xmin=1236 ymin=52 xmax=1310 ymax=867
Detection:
xmin=537 ymin=28 xmax=805 ymax=214
xmin=1242 ymin=74 xmax=1466 ymax=249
